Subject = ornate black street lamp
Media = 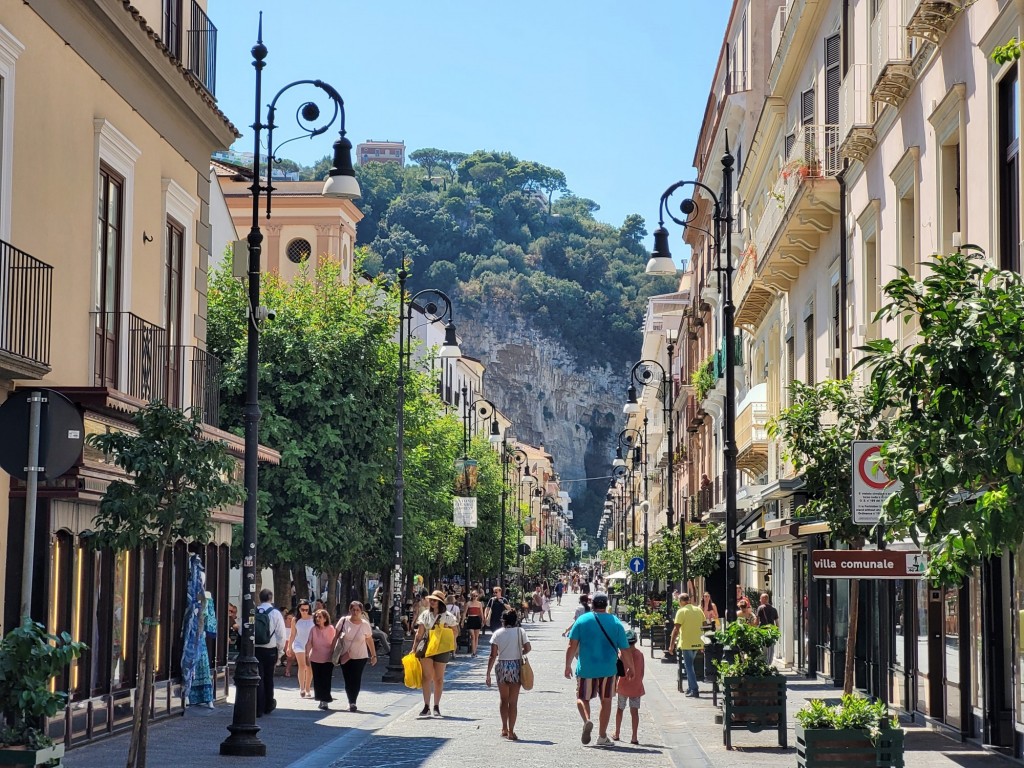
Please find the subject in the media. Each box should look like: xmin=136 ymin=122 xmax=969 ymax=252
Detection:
xmin=221 ymin=18 xmax=361 ymax=756
xmin=381 ymin=274 xmax=460 ymax=683
xmin=650 ymin=142 xmax=737 ymax=622
xmin=498 ymin=439 xmax=526 ymax=589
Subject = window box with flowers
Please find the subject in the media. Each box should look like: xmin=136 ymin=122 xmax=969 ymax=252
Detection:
xmin=691 ymin=354 xmax=716 ymax=403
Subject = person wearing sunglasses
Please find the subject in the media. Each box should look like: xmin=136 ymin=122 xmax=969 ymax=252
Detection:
xmin=286 ymin=600 xmax=315 ymax=698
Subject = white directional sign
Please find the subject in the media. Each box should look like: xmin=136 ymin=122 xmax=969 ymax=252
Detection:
xmin=852 ymin=441 xmax=901 ymax=525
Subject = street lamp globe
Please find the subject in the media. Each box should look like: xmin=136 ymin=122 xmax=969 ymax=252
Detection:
xmin=321 ymin=136 xmax=361 ymax=199
xmin=623 ymin=385 xmax=640 ymax=415
xmin=645 ymin=225 xmax=677 ymax=274
xmin=439 ymin=322 xmax=461 ymax=357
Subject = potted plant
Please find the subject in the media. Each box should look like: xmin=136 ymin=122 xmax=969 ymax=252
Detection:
xmin=795 ymin=694 xmax=904 ymax=768
xmin=0 ymin=618 xmax=86 ymax=766
xmin=713 ymin=621 xmax=786 ymax=749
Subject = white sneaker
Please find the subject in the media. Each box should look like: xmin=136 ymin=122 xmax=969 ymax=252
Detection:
xmin=595 ymin=735 xmax=614 ymax=747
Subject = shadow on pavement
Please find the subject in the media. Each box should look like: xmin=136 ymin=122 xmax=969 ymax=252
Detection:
xmin=325 ymin=735 xmax=447 ymax=768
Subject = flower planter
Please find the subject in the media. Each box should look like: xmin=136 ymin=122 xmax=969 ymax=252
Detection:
xmin=796 ymin=724 xmax=904 ymax=768
xmin=0 ymin=744 xmax=65 ymax=766
xmin=721 ymin=675 xmax=787 ymax=749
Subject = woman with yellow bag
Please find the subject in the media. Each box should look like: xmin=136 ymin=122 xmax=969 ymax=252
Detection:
xmin=414 ymin=590 xmax=459 ymax=718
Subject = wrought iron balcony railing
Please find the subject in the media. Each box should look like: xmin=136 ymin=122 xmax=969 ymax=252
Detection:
xmin=0 ymin=238 xmax=53 ymax=374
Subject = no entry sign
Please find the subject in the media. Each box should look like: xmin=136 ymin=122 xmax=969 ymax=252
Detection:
xmin=852 ymin=441 xmax=901 ymax=525
xmin=811 ymin=549 xmax=928 ymax=579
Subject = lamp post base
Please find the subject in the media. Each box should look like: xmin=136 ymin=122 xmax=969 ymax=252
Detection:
xmin=219 ymin=655 xmax=265 ymax=756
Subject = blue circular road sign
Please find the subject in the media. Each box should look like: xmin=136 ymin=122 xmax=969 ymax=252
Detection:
xmin=629 ymin=557 xmax=645 ymax=574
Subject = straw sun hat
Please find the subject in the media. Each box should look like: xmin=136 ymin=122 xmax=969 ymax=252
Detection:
xmin=425 ymin=590 xmax=447 ymax=603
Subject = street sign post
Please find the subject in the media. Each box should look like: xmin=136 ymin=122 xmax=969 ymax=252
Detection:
xmin=852 ymin=440 xmax=902 ymax=525
xmin=811 ymin=550 xmax=928 ymax=579
xmin=629 ymin=556 xmax=645 ymax=574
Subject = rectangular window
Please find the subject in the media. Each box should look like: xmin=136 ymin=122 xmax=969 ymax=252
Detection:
xmin=1000 ymin=70 xmax=1020 ymax=272
xmin=825 ymin=35 xmax=841 ymax=170
xmin=804 ymin=314 xmax=815 ymax=386
xmin=864 ymin=235 xmax=879 ymax=338
xmin=162 ymin=0 xmax=183 ymax=60
xmin=786 ymin=336 xmax=795 ymax=406
xmin=165 ymin=219 xmax=184 ymax=406
xmin=831 ymin=281 xmax=841 ymax=378
xmin=95 ymin=165 xmax=124 ymax=388
xmin=939 ymin=142 xmax=961 ymax=255
xmin=898 ymin=191 xmax=918 ymax=340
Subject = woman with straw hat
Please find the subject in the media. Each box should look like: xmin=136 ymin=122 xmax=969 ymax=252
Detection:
xmin=414 ymin=590 xmax=459 ymax=718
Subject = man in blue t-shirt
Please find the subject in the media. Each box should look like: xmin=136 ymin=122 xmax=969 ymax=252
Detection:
xmin=565 ymin=593 xmax=633 ymax=748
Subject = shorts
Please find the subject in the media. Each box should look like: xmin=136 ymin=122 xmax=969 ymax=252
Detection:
xmin=617 ymin=694 xmax=642 ymax=710
xmin=464 ymin=616 xmax=483 ymax=630
xmin=495 ymin=659 xmax=521 ymax=684
xmin=427 ymin=651 xmax=453 ymax=664
xmin=577 ymin=676 xmax=615 ymax=700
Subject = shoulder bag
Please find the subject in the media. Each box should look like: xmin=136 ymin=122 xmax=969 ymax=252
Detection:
xmin=594 ymin=614 xmax=626 ymax=677
xmin=518 ymin=627 xmax=534 ymax=690
xmin=331 ymin=617 xmax=350 ymax=666
xmin=425 ymin=612 xmax=456 ymax=657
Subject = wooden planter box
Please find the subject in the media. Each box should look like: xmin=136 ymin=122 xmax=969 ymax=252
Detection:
xmin=0 ymin=744 xmax=65 ymax=766
xmin=721 ymin=675 xmax=787 ymax=749
xmin=796 ymin=724 xmax=904 ymax=768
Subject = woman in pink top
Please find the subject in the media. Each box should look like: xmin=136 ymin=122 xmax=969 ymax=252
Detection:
xmin=333 ymin=601 xmax=377 ymax=711
xmin=613 ymin=629 xmax=646 ymax=744
xmin=305 ymin=609 xmax=337 ymax=710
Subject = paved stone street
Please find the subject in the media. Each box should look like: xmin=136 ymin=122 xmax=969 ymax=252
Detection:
xmin=63 ymin=599 xmax=1012 ymax=768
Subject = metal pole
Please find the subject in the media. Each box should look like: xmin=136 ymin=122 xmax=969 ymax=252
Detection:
xmin=643 ymin=415 xmax=649 ymax=603
xmin=500 ymin=441 xmax=508 ymax=590
xmin=722 ymin=142 xmax=739 ymax=626
xmin=222 ymin=20 xmax=267 ymax=755
xmin=382 ymin=266 xmax=408 ymax=683
xmin=19 ymin=390 xmax=43 ymax=619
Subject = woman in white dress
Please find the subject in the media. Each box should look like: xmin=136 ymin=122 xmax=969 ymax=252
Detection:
xmin=286 ymin=600 xmax=315 ymax=697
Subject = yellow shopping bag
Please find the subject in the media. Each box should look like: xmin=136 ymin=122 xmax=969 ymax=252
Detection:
xmin=402 ymin=651 xmax=422 ymax=689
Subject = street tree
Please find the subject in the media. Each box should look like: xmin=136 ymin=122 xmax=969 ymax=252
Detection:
xmin=768 ymin=377 xmax=888 ymax=693
xmin=87 ymin=403 xmax=243 ymax=768
xmin=862 ymin=247 xmax=1024 ymax=585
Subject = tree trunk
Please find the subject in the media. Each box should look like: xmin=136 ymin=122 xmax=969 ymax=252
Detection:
xmin=292 ymin=563 xmax=310 ymax=605
xmin=843 ymin=579 xmax=860 ymax=695
xmin=126 ymin=541 xmax=167 ymax=768
xmin=273 ymin=566 xmax=291 ymax=611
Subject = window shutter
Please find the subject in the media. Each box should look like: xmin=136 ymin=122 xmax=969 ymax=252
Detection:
xmin=785 ymin=133 xmax=796 ymax=159
xmin=801 ymin=89 xmax=815 ymax=126
xmin=805 ymin=315 xmax=815 ymax=386
xmin=825 ymin=35 xmax=841 ymax=125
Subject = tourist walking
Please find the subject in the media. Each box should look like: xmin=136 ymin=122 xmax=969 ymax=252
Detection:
xmin=555 ymin=579 xmax=564 ymax=605
xmin=669 ymin=593 xmax=704 ymax=698
xmin=463 ymin=590 xmax=485 ymax=656
xmin=484 ymin=586 xmax=509 ymax=635
xmin=416 ymin=590 xmax=458 ymax=718
xmin=305 ymin=608 xmax=337 ymax=710
xmin=254 ymin=589 xmax=286 ymax=717
xmin=564 ymin=592 xmax=633 ymax=747
xmin=756 ymin=593 xmax=779 ymax=663
xmin=485 ymin=608 xmax=532 ymax=740
xmin=543 ymin=588 xmax=553 ymax=621
xmin=736 ymin=598 xmax=756 ymax=624
xmin=286 ymin=600 xmax=314 ymax=698
xmin=531 ymin=586 xmax=545 ymax=622
xmin=281 ymin=607 xmax=295 ymax=677
xmin=333 ymin=600 xmax=377 ymax=711
xmin=612 ymin=629 xmax=645 ymax=744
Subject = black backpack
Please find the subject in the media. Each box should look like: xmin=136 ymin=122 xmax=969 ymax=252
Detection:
xmin=254 ymin=607 xmax=276 ymax=645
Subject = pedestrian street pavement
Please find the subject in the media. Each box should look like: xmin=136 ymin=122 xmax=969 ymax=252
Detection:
xmin=62 ymin=596 xmax=1014 ymax=768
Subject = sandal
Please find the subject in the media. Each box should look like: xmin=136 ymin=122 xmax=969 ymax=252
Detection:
xmin=630 ymin=740 xmax=640 ymax=745
xmin=508 ymin=733 xmax=519 ymax=741
xmin=501 ymin=730 xmax=508 ymax=738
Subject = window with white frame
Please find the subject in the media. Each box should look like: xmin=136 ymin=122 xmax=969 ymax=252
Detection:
xmin=0 ymin=25 xmax=24 ymax=242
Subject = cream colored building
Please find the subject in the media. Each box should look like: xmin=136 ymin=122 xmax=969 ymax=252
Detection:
xmin=0 ymin=0 xmax=277 ymax=746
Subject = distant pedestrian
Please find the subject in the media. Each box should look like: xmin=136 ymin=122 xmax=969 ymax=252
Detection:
xmin=285 ymin=600 xmax=314 ymax=698
xmin=669 ymin=593 xmax=703 ymax=698
xmin=756 ymin=593 xmax=779 ymax=663
xmin=700 ymin=592 xmax=720 ymax=629
xmin=333 ymin=600 xmax=377 ymax=711
xmin=564 ymin=594 xmax=590 ymax=635
xmin=555 ymin=579 xmax=564 ymax=605
xmin=564 ymin=592 xmax=633 ymax=748
xmin=612 ymin=629 xmax=645 ymax=744
xmin=463 ymin=590 xmax=485 ymax=656
xmin=281 ymin=608 xmax=295 ymax=677
xmin=531 ymin=586 xmax=545 ymax=622
xmin=306 ymin=608 xmax=337 ymax=709
xmin=416 ymin=591 xmax=458 ymax=718
xmin=736 ymin=599 xmax=756 ymax=624
xmin=486 ymin=608 xmax=532 ymax=740
xmin=484 ymin=587 xmax=510 ymax=635
xmin=543 ymin=589 xmax=553 ymax=621
xmin=254 ymin=589 xmax=286 ymax=717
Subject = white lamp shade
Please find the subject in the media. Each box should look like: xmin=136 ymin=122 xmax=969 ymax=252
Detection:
xmin=623 ymin=401 xmax=640 ymax=415
xmin=439 ymin=343 xmax=461 ymax=358
xmin=646 ymin=255 xmax=678 ymax=275
xmin=322 ymin=172 xmax=361 ymax=200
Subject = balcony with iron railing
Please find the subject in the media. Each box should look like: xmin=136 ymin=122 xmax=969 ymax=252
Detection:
xmin=162 ymin=0 xmax=218 ymax=96
xmin=839 ymin=63 xmax=877 ymax=164
xmin=92 ymin=311 xmax=221 ymax=426
xmin=0 ymin=239 xmax=53 ymax=379
xmin=751 ymin=124 xmax=841 ymax=294
xmin=736 ymin=384 xmax=770 ymax=477
xmin=869 ymin=4 xmax=914 ymax=109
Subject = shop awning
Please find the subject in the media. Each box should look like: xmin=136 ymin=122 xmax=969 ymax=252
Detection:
xmin=738 ymin=523 xmax=802 ymax=548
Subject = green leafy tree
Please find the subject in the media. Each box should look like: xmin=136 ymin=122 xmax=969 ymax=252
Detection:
xmin=87 ymin=403 xmax=243 ymax=768
xmin=524 ymin=543 xmax=568 ymax=580
xmin=409 ymin=147 xmax=447 ymax=180
xmin=863 ymin=248 xmax=1024 ymax=585
xmin=768 ymin=377 xmax=887 ymax=694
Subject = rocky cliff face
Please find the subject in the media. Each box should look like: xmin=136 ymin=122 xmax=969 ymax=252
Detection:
xmin=460 ymin=314 xmax=630 ymax=538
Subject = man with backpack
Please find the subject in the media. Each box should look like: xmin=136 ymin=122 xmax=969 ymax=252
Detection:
xmin=254 ymin=589 xmax=286 ymax=716
xmin=483 ymin=586 xmax=509 ymax=635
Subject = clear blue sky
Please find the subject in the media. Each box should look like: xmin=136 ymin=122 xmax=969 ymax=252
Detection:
xmin=209 ymin=1 xmax=731 ymax=233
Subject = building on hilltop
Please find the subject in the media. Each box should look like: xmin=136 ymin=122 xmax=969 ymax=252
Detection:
xmin=357 ymin=139 xmax=406 ymax=166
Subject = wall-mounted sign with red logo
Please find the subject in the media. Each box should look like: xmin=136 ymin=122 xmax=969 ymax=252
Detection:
xmin=852 ymin=440 xmax=902 ymax=525
xmin=811 ymin=550 xmax=928 ymax=579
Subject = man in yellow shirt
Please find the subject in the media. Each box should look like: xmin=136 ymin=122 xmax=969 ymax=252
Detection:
xmin=669 ymin=593 xmax=704 ymax=697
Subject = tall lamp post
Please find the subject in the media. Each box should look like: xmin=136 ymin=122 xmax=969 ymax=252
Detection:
xmin=382 ymin=274 xmax=460 ymax=683
xmin=221 ymin=18 xmax=361 ymax=756
xmin=648 ymin=143 xmax=736 ymax=622
xmin=516 ymin=457 xmax=534 ymax=590
xmin=462 ymin=395 xmax=501 ymax=592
